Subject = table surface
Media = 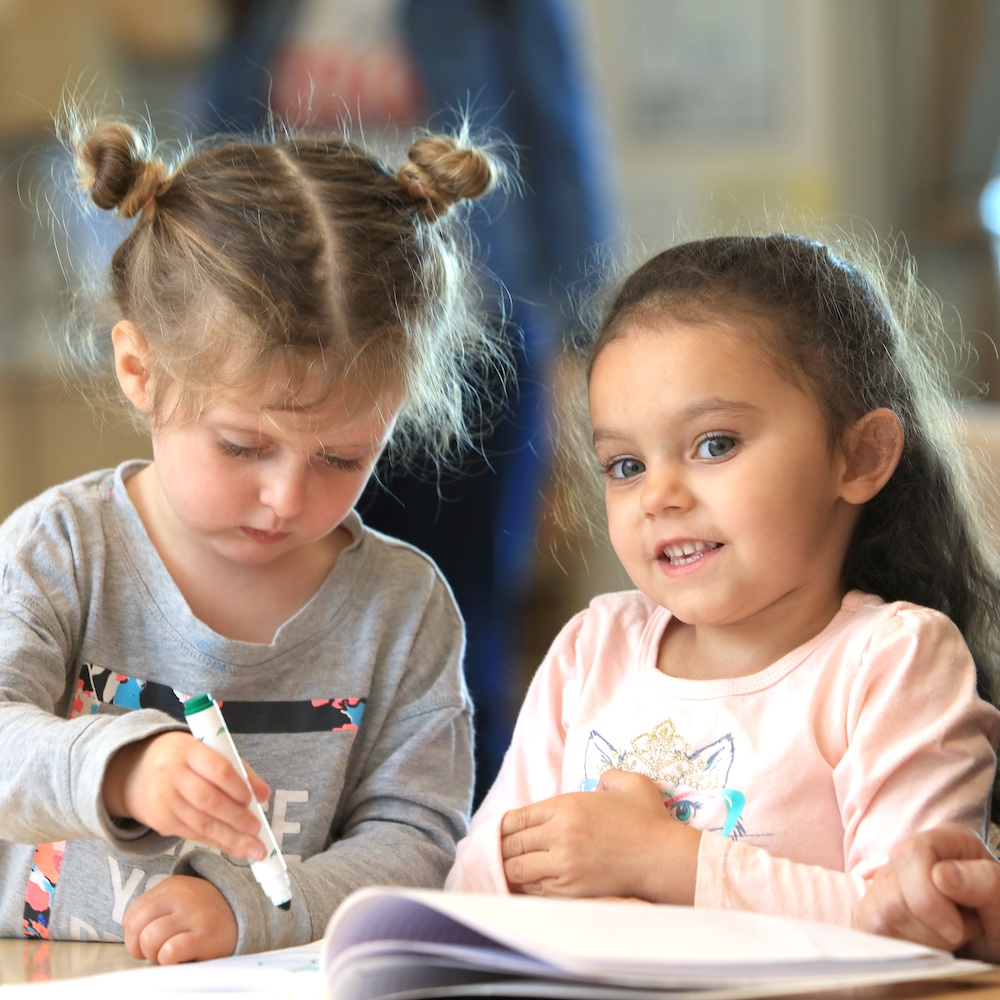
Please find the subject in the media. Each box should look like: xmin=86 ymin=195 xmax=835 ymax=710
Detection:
xmin=0 ymin=939 xmax=147 ymax=985
xmin=3 ymin=939 xmax=1000 ymax=997
xmin=786 ymin=969 xmax=1000 ymax=1000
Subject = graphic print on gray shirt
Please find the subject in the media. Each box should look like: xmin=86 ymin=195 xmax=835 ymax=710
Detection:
xmin=0 ymin=462 xmax=473 ymax=954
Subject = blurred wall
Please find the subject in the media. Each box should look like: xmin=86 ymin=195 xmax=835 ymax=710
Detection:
xmin=0 ymin=0 xmax=998 ymax=632
xmin=0 ymin=0 xmax=227 ymax=515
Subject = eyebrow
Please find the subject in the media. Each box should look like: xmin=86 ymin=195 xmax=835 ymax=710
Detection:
xmin=592 ymin=398 xmax=760 ymax=446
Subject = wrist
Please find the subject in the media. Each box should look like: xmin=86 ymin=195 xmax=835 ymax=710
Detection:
xmin=103 ymin=737 xmax=149 ymax=819
xmin=637 ymin=819 xmax=702 ymax=904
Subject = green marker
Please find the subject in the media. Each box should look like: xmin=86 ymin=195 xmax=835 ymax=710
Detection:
xmin=184 ymin=693 xmax=292 ymax=910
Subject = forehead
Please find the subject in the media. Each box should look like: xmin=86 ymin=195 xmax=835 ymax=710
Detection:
xmin=587 ymin=317 xmax=826 ymax=436
xmin=591 ymin=317 xmax=779 ymax=383
xmin=202 ymin=374 xmax=401 ymax=440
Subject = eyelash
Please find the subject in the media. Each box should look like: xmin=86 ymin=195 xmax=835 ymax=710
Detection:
xmin=218 ymin=440 xmax=261 ymax=461
xmin=217 ymin=440 xmax=364 ymax=471
xmin=602 ymin=457 xmax=644 ymax=480
xmin=694 ymin=433 xmax=738 ymax=460
xmin=598 ymin=434 xmax=739 ymax=479
xmin=324 ymin=455 xmax=364 ymax=472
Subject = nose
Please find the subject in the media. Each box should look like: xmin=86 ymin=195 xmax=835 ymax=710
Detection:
xmin=639 ymin=461 xmax=693 ymax=517
xmin=259 ymin=459 xmax=308 ymax=520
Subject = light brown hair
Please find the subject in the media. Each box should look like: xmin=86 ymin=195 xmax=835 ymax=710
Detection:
xmin=62 ymin=111 xmax=507 ymax=470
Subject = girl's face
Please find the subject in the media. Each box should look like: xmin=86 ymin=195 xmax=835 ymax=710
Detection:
xmin=143 ymin=377 xmax=397 ymax=572
xmin=588 ymin=319 xmax=863 ymax=639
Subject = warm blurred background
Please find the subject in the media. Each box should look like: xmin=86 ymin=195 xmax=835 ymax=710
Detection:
xmin=2 ymin=0 xmax=1000 ymax=798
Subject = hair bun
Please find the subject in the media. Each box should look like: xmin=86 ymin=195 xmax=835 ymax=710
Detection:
xmin=398 ymin=135 xmax=499 ymax=220
xmin=74 ymin=121 xmax=169 ymax=220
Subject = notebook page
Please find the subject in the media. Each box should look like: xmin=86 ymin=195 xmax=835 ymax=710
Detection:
xmin=323 ymin=889 xmax=965 ymax=987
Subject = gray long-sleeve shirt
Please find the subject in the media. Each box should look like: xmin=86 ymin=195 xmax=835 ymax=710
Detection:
xmin=0 ymin=462 xmax=473 ymax=953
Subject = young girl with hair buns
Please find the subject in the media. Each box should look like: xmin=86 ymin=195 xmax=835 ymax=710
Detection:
xmin=0 ymin=111 xmax=504 ymax=962
xmin=447 ymin=232 xmax=1000 ymax=930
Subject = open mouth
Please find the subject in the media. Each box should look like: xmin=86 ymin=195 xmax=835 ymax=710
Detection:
xmin=658 ymin=541 xmax=722 ymax=566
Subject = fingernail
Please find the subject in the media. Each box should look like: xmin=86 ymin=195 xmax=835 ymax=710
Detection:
xmin=936 ymin=859 xmax=966 ymax=888
xmin=944 ymin=923 xmax=964 ymax=945
xmin=249 ymin=845 xmax=266 ymax=862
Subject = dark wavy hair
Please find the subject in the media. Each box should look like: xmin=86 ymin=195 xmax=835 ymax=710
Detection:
xmin=561 ymin=233 xmax=1000 ymax=728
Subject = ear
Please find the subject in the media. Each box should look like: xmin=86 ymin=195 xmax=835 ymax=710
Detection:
xmin=111 ymin=321 xmax=153 ymax=414
xmin=838 ymin=407 xmax=904 ymax=505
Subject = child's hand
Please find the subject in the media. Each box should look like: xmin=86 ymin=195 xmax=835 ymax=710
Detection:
xmin=103 ymin=731 xmax=271 ymax=860
xmin=499 ymin=769 xmax=701 ymax=903
xmin=123 ymin=874 xmax=238 ymax=964
xmin=858 ymin=823 xmax=1000 ymax=960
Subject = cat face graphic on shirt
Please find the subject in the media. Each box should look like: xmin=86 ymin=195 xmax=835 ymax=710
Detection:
xmin=581 ymin=721 xmax=746 ymax=839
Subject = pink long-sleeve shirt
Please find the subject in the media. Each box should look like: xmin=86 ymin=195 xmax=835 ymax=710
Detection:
xmin=447 ymin=590 xmax=1000 ymax=927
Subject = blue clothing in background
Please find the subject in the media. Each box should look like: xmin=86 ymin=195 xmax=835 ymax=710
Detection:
xmin=364 ymin=0 xmax=617 ymax=802
xmin=189 ymin=0 xmax=618 ymax=804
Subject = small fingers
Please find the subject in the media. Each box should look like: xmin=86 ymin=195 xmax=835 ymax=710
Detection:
xmin=172 ymin=765 xmax=266 ymax=858
xmin=500 ymin=804 xmax=549 ymax=867
xmin=876 ymin=883 xmax=961 ymax=948
xmin=176 ymin=804 xmax=266 ymax=861
xmin=123 ymin=889 xmax=170 ymax=963
xmin=932 ymin=859 xmax=1000 ymax=960
xmin=500 ymin=826 xmax=534 ymax=862
xmin=132 ymin=918 xmax=171 ymax=965
xmin=932 ymin=858 xmax=1000 ymax=909
xmin=860 ymin=852 xmax=963 ymax=950
xmin=153 ymin=930 xmax=204 ymax=966
xmin=187 ymin=779 xmax=263 ymax=838
xmin=124 ymin=877 xmax=238 ymax=964
xmin=500 ymin=808 xmax=548 ymax=892
xmin=128 ymin=912 xmax=211 ymax=964
xmin=242 ymin=760 xmax=271 ymax=805
xmin=503 ymin=849 xmax=550 ymax=889
xmin=889 ymin=839 xmax=965 ymax=947
xmin=188 ymin=745 xmax=255 ymax=808
xmin=500 ymin=804 xmax=537 ymax=839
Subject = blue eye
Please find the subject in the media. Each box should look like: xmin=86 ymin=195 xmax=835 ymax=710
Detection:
xmin=695 ymin=435 xmax=736 ymax=460
xmin=608 ymin=457 xmax=645 ymax=479
xmin=669 ymin=799 xmax=701 ymax=824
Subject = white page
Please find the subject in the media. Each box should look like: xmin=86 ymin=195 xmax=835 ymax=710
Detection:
xmin=326 ymin=953 xmax=991 ymax=1000
xmin=323 ymin=889 xmax=973 ymax=987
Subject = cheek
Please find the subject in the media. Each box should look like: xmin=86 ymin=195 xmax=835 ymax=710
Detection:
xmin=159 ymin=450 xmax=247 ymax=522
xmin=169 ymin=471 xmax=233 ymax=524
xmin=729 ymin=472 xmax=833 ymax=553
xmin=312 ymin=472 xmax=371 ymax=524
xmin=604 ymin=499 xmax=638 ymax=557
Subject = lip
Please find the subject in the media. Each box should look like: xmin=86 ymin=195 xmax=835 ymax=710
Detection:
xmin=241 ymin=527 xmax=291 ymax=545
xmin=655 ymin=538 xmax=723 ymax=574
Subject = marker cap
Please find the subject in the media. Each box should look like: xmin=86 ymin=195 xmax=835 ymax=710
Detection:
xmin=183 ymin=693 xmax=215 ymax=716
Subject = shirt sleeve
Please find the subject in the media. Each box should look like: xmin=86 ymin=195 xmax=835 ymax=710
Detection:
xmin=694 ymin=605 xmax=1000 ymax=926
xmin=446 ymin=611 xmax=591 ymax=893
xmin=177 ymin=574 xmax=475 ymax=954
xmin=0 ymin=503 xmax=183 ymax=853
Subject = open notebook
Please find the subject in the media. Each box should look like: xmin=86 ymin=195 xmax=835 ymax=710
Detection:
xmin=320 ymin=888 xmax=988 ymax=1000
xmin=0 ymin=890 xmax=986 ymax=999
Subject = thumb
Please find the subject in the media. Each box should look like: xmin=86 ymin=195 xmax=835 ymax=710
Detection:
xmin=932 ymin=858 xmax=1000 ymax=910
xmin=596 ymin=768 xmax=631 ymax=792
xmin=596 ymin=768 xmax=655 ymax=794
